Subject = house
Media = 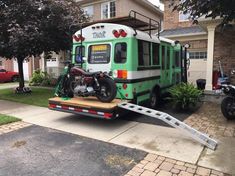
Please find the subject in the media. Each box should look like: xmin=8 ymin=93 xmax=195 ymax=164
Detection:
xmin=160 ymin=0 xmax=235 ymax=90
xmin=77 ymin=0 xmax=163 ymax=24
xmin=0 ymin=57 xmax=40 ymax=81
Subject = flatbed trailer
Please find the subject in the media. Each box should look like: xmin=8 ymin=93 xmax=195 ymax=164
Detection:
xmin=49 ymin=97 xmax=127 ymax=119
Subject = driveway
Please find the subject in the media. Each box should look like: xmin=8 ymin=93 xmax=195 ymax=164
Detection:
xmin=0 ymin=100 xmax=234 ymax=174
xmin=0 ymin=125 xmax=146 ymax=176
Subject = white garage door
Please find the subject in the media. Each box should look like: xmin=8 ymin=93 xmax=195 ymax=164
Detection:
xmin=187 ymin=51 xmax=207 ymax=85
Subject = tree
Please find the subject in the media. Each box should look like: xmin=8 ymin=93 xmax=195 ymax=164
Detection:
xmin=0 ymin=0 xmax=86 ymax=91
xmin=170 ymin=0 xmax=235 ymax=26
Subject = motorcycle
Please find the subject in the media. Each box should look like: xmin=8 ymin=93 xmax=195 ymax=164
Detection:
xmin=55 ymin=62 xmax=117 ymax=103
xmin=221 ymin=84 xmax=235 ymax=120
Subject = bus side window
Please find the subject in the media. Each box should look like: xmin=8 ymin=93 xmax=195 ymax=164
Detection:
xmin=75 ymin=46 xmax=85 ymax=63
xmin=114 ymin=43 xmax=127 ymax=63
xmin=161 ymin=46 xmax=165 ymax=69
xmin=138 ymin=40 xmax=150 ymax=66
xmin=166 ymin=47 xmax=170 ymax=69
xmin=175 ymin=51 xmax=180 ymax=67
xmin=152 ymin=43 xmax=160 ymax=65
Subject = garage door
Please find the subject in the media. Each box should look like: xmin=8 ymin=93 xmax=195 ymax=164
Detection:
xmin=187 ymin=51 xmax=207 ymax=85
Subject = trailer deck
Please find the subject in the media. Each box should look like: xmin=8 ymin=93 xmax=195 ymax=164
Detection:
xmin=48 ymin=97 xmax=125 ymax=119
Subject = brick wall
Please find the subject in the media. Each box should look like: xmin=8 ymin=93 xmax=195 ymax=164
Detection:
xmin=213 ymin=29 xmax=235 ymax=83
xmin=163 ymin=0 xmax=194 ymax=30
xmin=2 ymin=59 xmax=14 ymax=71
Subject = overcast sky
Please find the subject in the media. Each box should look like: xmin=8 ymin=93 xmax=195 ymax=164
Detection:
xmin=147 ymin=0 xmax=164 ymax=10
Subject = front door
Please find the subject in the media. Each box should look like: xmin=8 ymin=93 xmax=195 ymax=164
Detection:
xmin=86 ymin=43 xmax=112 ymax=73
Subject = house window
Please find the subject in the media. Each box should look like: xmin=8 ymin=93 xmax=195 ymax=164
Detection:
xmin=179 ymin=11 xmax=190 ymax=21
xmin=138 ymin=40 xmax=151 ymax=66
xmin=83 ymin=5 xmax=94 ymax=18
xmin=101 ymin=1 xmax=116 ymax=19
xmin=115 ymin=43 xmax=127 ymax=63
xmin=189 ymin=51 xmax=207 ymax=60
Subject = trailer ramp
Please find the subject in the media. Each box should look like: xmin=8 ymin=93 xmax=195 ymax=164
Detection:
xmin=118 ymin=102 xmax=217 ymax=150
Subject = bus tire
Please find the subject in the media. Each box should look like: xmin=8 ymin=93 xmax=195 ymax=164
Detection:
xmin=149 ymin=87 xmax=160 ymax=109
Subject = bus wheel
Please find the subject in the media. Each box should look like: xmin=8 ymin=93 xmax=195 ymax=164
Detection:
xmin=149 ymin=90 xmax=160 ymax=109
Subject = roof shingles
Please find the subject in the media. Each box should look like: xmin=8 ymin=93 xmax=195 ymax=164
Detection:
xmin=160 ymin=26 xmax=206 ymax=37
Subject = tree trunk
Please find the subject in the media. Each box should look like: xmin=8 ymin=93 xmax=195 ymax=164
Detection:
xmin=17 ymin=58 xmax=25 ymax=89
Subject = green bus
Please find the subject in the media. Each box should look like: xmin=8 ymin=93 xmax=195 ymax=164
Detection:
xmin=71 ymin=23 xmax=182 ymax=108
xmin=49 ymin=19 xmax=185 ymax=119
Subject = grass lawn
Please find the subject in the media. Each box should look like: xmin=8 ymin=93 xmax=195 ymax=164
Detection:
xmin=0 ymin=87 xmax=54 ymax=107
xmin=0 ymin=114 xmax=20 ymax=126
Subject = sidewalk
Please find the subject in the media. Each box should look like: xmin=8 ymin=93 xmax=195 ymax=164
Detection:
xmin=0 ymin=100 xmax=234 ymax=175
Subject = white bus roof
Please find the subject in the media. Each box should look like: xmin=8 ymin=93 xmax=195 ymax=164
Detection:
xmin=159 ymin=37 xmax=175 ymax=45
xmin=74 ymin=23 xmax=160 ymax=43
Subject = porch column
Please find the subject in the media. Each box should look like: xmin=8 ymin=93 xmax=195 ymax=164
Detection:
xmin=205 ymin=25 xmax=216 ymax=90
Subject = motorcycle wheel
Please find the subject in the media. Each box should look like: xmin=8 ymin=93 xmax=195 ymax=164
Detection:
xmin=59 ymin=75 xmax=74 ymax=98
xmin=221 ymin=96 xmax=235 ymax=120
xmin=96 ymin=78 xmax=117 ymax=103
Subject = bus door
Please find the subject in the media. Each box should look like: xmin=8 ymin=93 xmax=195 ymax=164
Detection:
xmin=86 ymin=43 xmax=112 ymax=73
xmin=161 ymin=45 xmax=172 ymax=86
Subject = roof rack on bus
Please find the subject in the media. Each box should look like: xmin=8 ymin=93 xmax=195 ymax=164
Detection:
xmin=128 ymin=10 xmax=161 ymax=37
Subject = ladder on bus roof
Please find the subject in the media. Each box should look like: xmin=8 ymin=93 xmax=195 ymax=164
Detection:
xmin=118 ymin=102 xmax=217 ymax=150
xmin=128 ymin=10 xmax=161 ymax=37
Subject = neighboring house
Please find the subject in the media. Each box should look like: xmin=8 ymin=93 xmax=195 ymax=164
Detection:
xmin=77 ymin=0 xmax=163 ymax=24
xmin=160 ymin=0 xmax=235 ymax=90
xmin=0 ymin=57 xmax=40 ymax=81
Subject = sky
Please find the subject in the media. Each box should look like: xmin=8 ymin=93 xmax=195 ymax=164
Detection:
xmin=147 ymin=0 xmax=164 ymax=10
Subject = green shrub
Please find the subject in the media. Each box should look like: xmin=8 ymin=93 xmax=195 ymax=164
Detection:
xmin=29 ymin=70 xmax=54 ymax=86
xmin=29 ymin=70 xmax=44 ymax=86
xmin=168 ymin=83 xmax=202 ymax=110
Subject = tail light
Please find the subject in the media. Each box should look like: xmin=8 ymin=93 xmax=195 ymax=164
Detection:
xmin=122 ymin=84 xmax=127 ymax=89
xmin=112 ymin=29 xmax=127 ymax=38
xmin=119 ymin=29 xmax=127 ymax=37
xmin=113 ymin=30 xmax=120 ymax=38
xmin=73 ymin=34 xmax=85 ymax=42
xmin=117 ymin=70 xmax=127 ymax=79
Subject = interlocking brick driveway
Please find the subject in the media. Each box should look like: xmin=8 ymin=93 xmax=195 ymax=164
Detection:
xmin=125 ymin=153 xmax=228 ymax=176
xmin=184 ymin=102 xmax=235 ymax=138
xmin=0 ymin=121 xmax=31 ymax=134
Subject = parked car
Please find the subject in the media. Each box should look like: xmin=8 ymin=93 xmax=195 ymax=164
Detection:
xmin=0 ymin=69 xmax=19 ymax=82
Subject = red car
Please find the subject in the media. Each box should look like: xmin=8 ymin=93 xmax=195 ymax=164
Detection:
xmin=0 ymin=69 xmax=19 ymax=82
